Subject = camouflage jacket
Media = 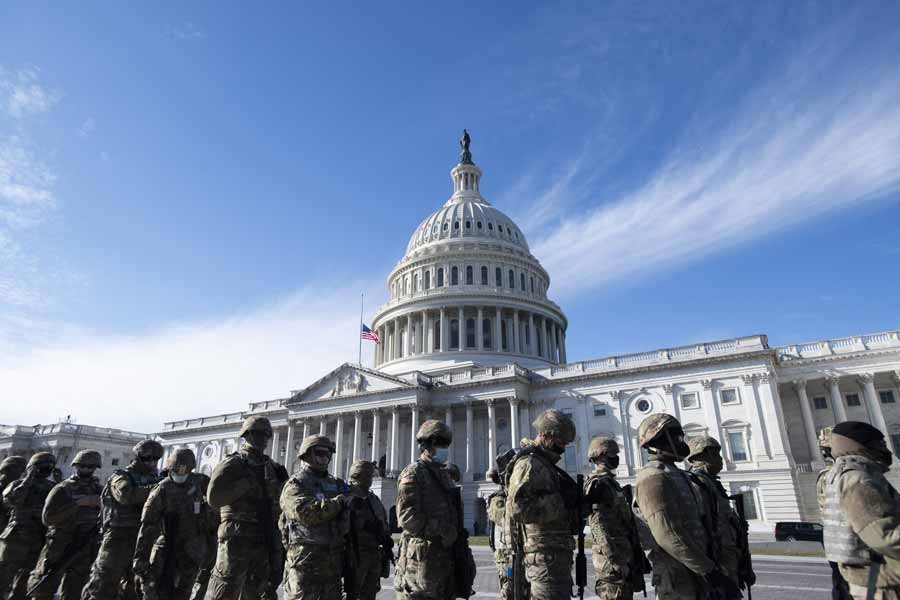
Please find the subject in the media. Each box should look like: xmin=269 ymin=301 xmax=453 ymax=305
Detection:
xmin=487 ymin=489 xmax=509 ymax=552
xmin=688 ymin=465 xmax=741 ymax=577
xmin=585 ymin=466 xmax=633 ymax=570
xmin=207 ymin=449 xmax=284 ymax=540
xmin=279 ymin=462 xmax=349 ymax=550
xmin=43 ymin=474 xmax=103 ymax=536
xmin=349 ymin=486 xmax=388 ymax=550
xmin=102 ymin=463 xmax=161 ymax=529
xmin=1 ymin=473 xmax=56 ymax=536
xmin=396 ymin=458 xmax=458 ymax=548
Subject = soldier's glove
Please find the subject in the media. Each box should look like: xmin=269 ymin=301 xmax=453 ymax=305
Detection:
xmin=705 ymin=568 xmax=741 ymax=598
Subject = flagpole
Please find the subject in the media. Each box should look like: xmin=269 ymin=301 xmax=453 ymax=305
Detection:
xmin=358 ymin=293 xmax=364 ymax=367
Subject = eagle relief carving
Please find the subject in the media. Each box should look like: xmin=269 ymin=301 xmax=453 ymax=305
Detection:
xmin=330 ymin=370 xmax=368 ymax=397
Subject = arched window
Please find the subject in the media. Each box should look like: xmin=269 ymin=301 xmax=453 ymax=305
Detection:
xmin=530 ymin=276 xmax=534 ymax=293
xmin=482 ymin=318 xmax=492 ymax=349
xmin=480 ymin=266 xmax=488 ymax=285
xmin=443 ymin=222 xmax=449 ymax=232
xmin=413 ymin=273 xmax=419 ymax=292
xmin=437 ymin=268 xmax=444 ymax=287
xmin=454 ymin=221 xmax=460 ymax=230
xmin=403 ymin=278 xmax=408 ymax=295
xmin=451 ymin=266 xmax=459 ymax=285
xmin=508 ymin=269 xmax=515 ymax=288
xmin=466 ymin=266 xmax=473 ymax=285
xmin=477 ymin=221 xmax=483 ymax=229
xmin=465 ymin=221 xmax=471 ymax=230
xmin=424 ymin=270 xmax=431 ymax=290
xmin=450 ymin=319 xmax=460 ymax=349
xmin=520 ymin=273 xmax=526 ymax=291
xmin=466 ymin=318 xmax=476 ymax=349
xmin=488 ymin=222 xmax=494 ymax=231
xmin=495 ymin=267 xmax=502 ymax=286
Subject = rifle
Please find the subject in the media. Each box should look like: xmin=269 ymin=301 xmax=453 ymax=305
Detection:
xmin=28 ymin=526 xmax=99 ymax=597
xmin=622 ymin=484 xmax=650 ymax=597
xmin=451 ymin=485 xmax=476 ymax=598
xmin=575 ymin=473 xmax=586 ymax=600
xmin=729 ymin=493 xmax=754 ymax=600
xmin=158 ymin=509 xmax=180 ymax=598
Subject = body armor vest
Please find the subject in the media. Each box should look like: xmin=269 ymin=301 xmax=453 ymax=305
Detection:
xmin=5 ymin=477 xmax=55 ymax=532
xmin=101 ymin=468 xmax=158 ymax=529
xmin=824 ymin=457 xmax=873 ymax=565
xmin=63 ymin=475 xmax=103 ymax=529
xmin=156 ymin=474 xmax=209 ymax=541
xmin=219 ymin=454 xmax=280 ymax=524
xmin=283 ymin=465 xmax=349 ymax=548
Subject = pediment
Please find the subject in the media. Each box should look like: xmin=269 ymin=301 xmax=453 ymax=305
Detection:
xmin=292 ymin=363 xmax=415 ymax=403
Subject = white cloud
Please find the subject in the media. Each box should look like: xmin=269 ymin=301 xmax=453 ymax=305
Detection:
xmin=529 ymin=37 xmax=900 ymax=297
xmin=0 ymin=67 xmax=59 ymax=119
xmin=0 ymin=283 xmax=385 ymax=433
xmin=166 ymin=22 xmax=206 ymax=41
xmin=78 ymin=117 xmax=95 ymax=138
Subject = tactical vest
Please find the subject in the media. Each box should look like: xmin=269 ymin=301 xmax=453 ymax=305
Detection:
xmin=5 ymin=477 xmax=55 ymax=532
xmin=648 ymin=460 xmax=709 ymax=548
xmin=283 ymin=466 xmax=349 ymax=548
xmin=218 ymin=453 xmax=281 ymax=524
xmin=157 ymin=474 xmax=210 ymax=540
xmin=63 ymin=475 xmax=103 ymax=528
xmin=824 ymin=457 xmax=873 ymax=565
xmin=101 ymin=468 xmax=159 ymax=529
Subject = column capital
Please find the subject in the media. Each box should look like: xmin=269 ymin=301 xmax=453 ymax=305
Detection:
xmin=740 ymin=374 xmax=755 ymax=385
xmin=485 ymin=398 xmax=495 ymax=407
xmin=791 ymin=378 xmax=808 ymax=393
xmin=824 ymin=375 xmax=841 ymax=387
xmin=609 ymin=390 xmax=623 ymax=401
xmin=893 ymin=370 xmax=900 ymax=385
xmin=857 ymin=372 xmax=874 ymax=385
xmin=662 ymin=383 xmax=675 ymax=394
xmin=508 ymin=397 xmax=520 ymax=407
xmin=701 ymin=379 xmax=714 ymax=390
xmin=758 ymin=369 xmax=774 ymax=383
xmin=371 ymin=408 xmax=381 ymax=416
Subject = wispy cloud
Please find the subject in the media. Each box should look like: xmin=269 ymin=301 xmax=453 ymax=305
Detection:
xmin=166 ymin=22 xmax=205 ymax=41
xmin=0 ymin=283 xmax=383 ymax=432
xmin=528 ymin=27 xmax=900 ymax=297
xmin=0 ymin=67 xmax=59 ymax=119
xmin=78 ymin=117 xmax=95 ymax=138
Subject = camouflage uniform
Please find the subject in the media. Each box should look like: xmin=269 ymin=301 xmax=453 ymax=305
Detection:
xmin=634 ymin=414 xmax=715 ymax=600
xmin=0 ymin=452 xmax=57 ymax=600
xmin=347 ymin=460 xmax=390 ymax=600
xmin=133 ymin=449 xmax=216 ymax=600
xmin=82 ymin=440 xmax=163 ymax=600
xmin=817 ymin=427 xmax=852 ymax=600
xmin=0 ymin=456 xmax=26 ymax=534
xmin=207 ymin=417 xmax=285 ymax=600
xmin=395 ymin=421 xmax=460 ymax=600
xmin=487 ymin=481 xmax=529 ymax=600
xmin=27 ymin=450 xmax=103 ymax=600
xmin=506 ymin=410 xmax=579 ymax=600
xmin=823 ymin=422 xmax=900 ymax=600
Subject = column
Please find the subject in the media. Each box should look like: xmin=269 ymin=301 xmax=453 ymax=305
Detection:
xmin=271 ymin=427 xmax=281 ymax=463
xmin=389 ymin=408 xmax=400 ymax=475
xmin=509 ymin=398 xmax=520 ymax=447
xmin=352 ymin=411 xmax=363 ymax=461
xmin=406 ymin=314 xmax=413 ymax=356
xmin=410 ymin=405 xmax=420 ymax=462
xmin=423 ymin=310 xmax=430 ymax=354
xmin=394 ymin=318 xmax=401 ymax=359
xmin=528 ymin=313 xmax=536 ymax=356
xmin=477 ymin=307 xmax=484 ymax=350
xmin=334 ymin=416 xmax=344 ymax=478
xmin=465 ymin=402 xmax=474 ymax=481
xmin=319 ymin=418 xmax=326 ymax=435
xmin=486 ymin=399 xmax=497 ymax=473
xmin=378 ymin=327 xmax=385 ymax=365
xmin=825 ymin=376 xmax=848 ymax=423
xmin=859 ymin=373 xmax=889 ymax=438
xmin=371 ymin=410 xmax=381 ymax=463
xmin=440 ymin=309 xmax=448 ymax=352
xmin=495 ymin=307 xmax=502 ymax=352
xmin=284 ymin=420 xmax=296 ymax=471
xmin=512 ymin=310 xmax=520 ymax=354
xmin=458 ymin=307 xmax=464 ymax=351
xmin=302 ymin=419 xmax=310 ymax=441
xmin=559 ymin=329 xmax=567 ymax=363
xmin=700 ymin=379 xmax=723 ymax=449
xmin=793 ymin=380 xmax=821 ymax=464
xmin=755 ymin=371 xmax=791 ymax=462
xmin=740 ymin=375 xmax=769 ymax=460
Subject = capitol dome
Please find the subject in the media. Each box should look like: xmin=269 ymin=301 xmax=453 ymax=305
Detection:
xmin=372 ymin=132 xmax=567 ymax=374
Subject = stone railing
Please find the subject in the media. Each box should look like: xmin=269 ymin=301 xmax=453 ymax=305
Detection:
xmin=373 ymin=285 xmax=563 ymax=317
xmin=247 ymin=399 xmax=289 ymax=413
xmin=535 ymin=335 xmax=770 ymax=379
xmin=776 ymin=330 xmax=900 ymax=361
xmin=428 ymin=364 xmax=528 ymax=386
xmin=162 ymin=411 xmax=245 ymax=432
xmin=2 ymin=422 xmax=147 ymax=440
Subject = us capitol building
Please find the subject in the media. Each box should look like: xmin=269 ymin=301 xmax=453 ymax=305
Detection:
xmin=157 ymin=135 xmax=900 ymax=531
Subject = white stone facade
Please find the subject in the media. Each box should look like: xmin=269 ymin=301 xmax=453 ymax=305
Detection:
xmin=154 ymin=147 xmax=900 ymax=532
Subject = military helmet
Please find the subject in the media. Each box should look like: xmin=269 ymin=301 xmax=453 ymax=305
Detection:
xmin=165 ymin=448 xmax=197 ymax=472
xmin=239 ymin=415 xmax=273 ymax=438
xmin=298 ymin=434 xmax=335 ymax=457
xmin=818 ymin=427 xmax=833 ymax=449
xmin=588 ymin=436 xmax=619 ymax=460
xmin=72 ymin=450 xmax=102 ymax=468
xmin=0 ymin=455 xmax=27 ymax=473
xmin=133 ymin=439 xmax=164 ymax=459
xmin=416 ymin=420 xmax=452 ymax=445
xmin=349 ymin=460 xmax=376 ymax=480
xmin=532 ymin=410 xmax=576 ymax=443
xmin=686 ymin=435 xmax=721 ymax=461
xmin=638 ymin=414 xmax=682 ymax=448
xmin=27 ymin=452 xmax=57 ymax=469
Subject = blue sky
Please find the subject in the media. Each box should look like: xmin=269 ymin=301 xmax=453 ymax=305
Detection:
xmin=2 ymin=3 xmax=900 ymax=431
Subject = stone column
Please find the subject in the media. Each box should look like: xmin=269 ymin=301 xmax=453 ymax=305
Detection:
xmin=700 ymin=379 xmax=723 ymax=449
xmin=410 ymin=405 xmax=420 ymax=463
xmin=465 ymin=402 xmax=474 ymax=481
xmin=559 ymin=329 xmax=567 ymax=363
xmin=270 ymin=427 xmax=281 ymax=462
xmin=352 ymin=411 xmax=363 ymax=461
xmin=423 ymin=310 xmax=430 ymax=354
xmin=334 ymin=416 xmax=344 ymax=478
xmin=495 ymin=307 xmax=502 ymax=352
xmin=284 ymin=420 xmax=296 ymax=472
xmin=371 ymin=410 xmax=381 ymax=463
xmin=486 ymin=399 xmax=497 ymax=475
xmin=406 ymin=314 xmax=413 ymax=356
xmin=458 ymin=307 xmax=464 ymax=351
xmin=793 ymin=380 xmax=821 ymax=464
xmin=389 ymin=408 xmax=400 ymax=475
xmin=302 ymin=419 xmax=310 ymax=441
xmin=825 ymin=376 xmax=848 ymax=423
xmin=393 ymin=319 xmax=401 ymax=360
xmin=509 ymin=398 xmax=520 ymax=447
xmin=740 ymin=375 xmax=768 ymax=460
xmin=859 ymin=373 xmax=890 ymax=438
xmin=319 ymin=418 xmax=326 ymax=436
xmin=477 ymin=307 xmax=484 ymax=350
xmin=512 ymin=310 xmax=520 ymax=354
xmin=528 ymin=313 xmax=536 ymax=356
xmin=440 ymin=309 xmax=448 ymax=352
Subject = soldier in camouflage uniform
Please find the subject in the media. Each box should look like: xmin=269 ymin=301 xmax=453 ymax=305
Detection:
xmin=505 ymin=409 xmax=579 ymax=600
xmin=585 ymin=437 xmax=640 ymax=600
xmin=0 ymin=456 xmax=27 ymax=534
xmin=395 ymin=420 xmax=460 ymax=600
xmin=686 ymin=436 xmax=753 ymax=599
xmin=133 ymin=448 xmax=216 ymax=600
xmin=817 ymin=426 xmax=852 ymax=600
xmin=634 ymin=414 xmax=738 ymax=600
xmin=346 ymin=459 xmax=390 ymax=600
xmin=0 ymin=452 xmax=57 ymax=600
xmin=823 ymin=421 xmax=900 ymax=600
xmin=27 ymin=450 xmax=103 ymax=600
xmin=279 ymin=434 xmax=351 ymax=600
xmin=81 ymin=439 xmax=163 ymax=600
xmin=486 ymin=468 xmax=528 ymax=600
xmin=207 ymin=416 xmax=286 ymax=600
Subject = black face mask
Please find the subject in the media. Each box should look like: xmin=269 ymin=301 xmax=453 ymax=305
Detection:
xmin=244 ymin=432 xmax=271 ymax=451
xmin=35 ymin=465 xmax=54 ymax=478
xmin=551 ymin=444 xmax=567 ymax=456
xmin=604 ymin=455 xmax=620 ymax=470
xmin=76 ymin=467 xmax=96 ymax=479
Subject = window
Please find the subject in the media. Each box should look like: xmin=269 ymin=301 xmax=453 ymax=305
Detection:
xmin=520 ymin=273 xmax=526 ymax=291
xmin=880 ymin=390 xmax=896 ymax=404
xmin=465 ymin=319 xmax=476 ymax=349
xmin=477 ymin=221 xmax=482 ymax=229
xmin=593 ymin=403 xmax=607 ymax=417
xmin=433 ymin=321 xmax=441 ymax=350
xmin=451 ymin=266 xmax=459 ymax=285
xmin=413 ymin=273 xmax=419 ymax=292
xmin=680 ymin=392 xmax=699 ymax=409
xmin=636 ymin=399 xmax=651 ymax=413
xmin=813 ymin=396 xmax=828 ymax=410
xmin=450 ymin=320 xmax=459 ymax=349
xmin=495 ymin=267 xmax=502 ymax=286
xmin=488 ymin=222 xmax=493 ymax=231
xmin=508 ymin=269 xmax=515 ymax=288
xmin=443 ymin=222 xmax=449 ymax=231
xmin=720 ymin=388 xmax=740 ymax=405
xmin=466 ymin=266 xmax=473 ymax=285
xmin=730 ymin=485 xmax=759 ymax=520
xmin=530 ymin=276 xmax=535 ymax=293
xmin=403 ymin=278 xmax=408 ymax=295
xmin=499 ymin=224 xmax=504 ymax=232
xmin=727 ymin=431 xmax=749 ymax=462
xmin=465 ymin=221 xmax=471 ymax=230
xmin=480 ymin=266 xmax=488 ymax=285
xmin=891 ymin=434 xmax=900 ymax=456
xmin=111 ymin=458 xmax=120 ymax=466
xmin=454 ymin=221 xmax=460 ymax=230
xmin=482 ymin=319 xmax=492 ymax=349
xmin=436 ymin=268 xmax=444 ymax=287
xmin=846 ymin=393 xmax=861 ymax=407
xmin=424 ymin=270 xmax=431 ymax=290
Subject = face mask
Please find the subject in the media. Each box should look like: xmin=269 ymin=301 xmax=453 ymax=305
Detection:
xmin=76 ymin=467 xmax=95 ymax=479
xmin=244 ymin=432 xmax=270 ymax=451
xmin=35 ymin=465 xmax=54 ymax=478
xmin=171 ymin=473 xmax=189 ymax=484
xmin=432 ymin=447 xmax=450 ymax=464
xmin=603 ymin=455 xmax=620 ymax=470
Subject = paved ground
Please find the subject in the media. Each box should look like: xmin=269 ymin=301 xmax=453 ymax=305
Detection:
xmin=368 ymin=548 xmax=832 ymax=600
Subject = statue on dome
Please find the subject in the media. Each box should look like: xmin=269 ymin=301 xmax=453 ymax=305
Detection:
xmin=459 ymin=129 xmax=473 ymax=164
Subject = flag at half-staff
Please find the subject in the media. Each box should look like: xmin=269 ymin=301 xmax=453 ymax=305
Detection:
xmin=361 ymin=324 xmax=380 ymax=343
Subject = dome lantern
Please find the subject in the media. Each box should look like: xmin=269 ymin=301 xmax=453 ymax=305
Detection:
xmin=450 ymin=129 xmax=483 ymax=202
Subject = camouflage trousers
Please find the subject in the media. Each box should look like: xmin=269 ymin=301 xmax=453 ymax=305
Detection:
xmin=493 ymin=548 xmax=529 ymax=600
xmin=592 ymin=551 xmax=633 ymax=600
xmin=208 ymin=536 xmax=272 ymax=600
xmin=350 ymin=544 xmax=383 ymax=600
xmin=395 ymin=536 xmax=455 ymax=600
xmin=137 ymin=541 xmax=204 ymax=600
xmin=27 ymin=528 xmax=99 ymax=600
xmin=595 ymin=579 xmax=633 ymax=600
xmin=190 ymin=535 xmax=218 ymax=600
xmin=0 ymin=525 xmax=45 ymax=600
xmin=649 ymin=552 xmax=704 ymax=600
xmin=282 ymin=544 xmax=343 ymax=600
xmin=80 ymin=527 xmax=142 ymax=600
xmin=523 ymin=549 xmax=573 ymax=600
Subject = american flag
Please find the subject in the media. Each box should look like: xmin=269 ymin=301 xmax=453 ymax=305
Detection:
xmin=361 ymin=324 xmax=380 ymax=343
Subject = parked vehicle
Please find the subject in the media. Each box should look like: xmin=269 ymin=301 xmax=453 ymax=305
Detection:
xmin=774 ymin=521 xmax=823 ymax=542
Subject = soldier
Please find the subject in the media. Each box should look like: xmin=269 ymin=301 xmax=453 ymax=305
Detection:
xmin=486 ymin=468 xmax=527 ymax=600
xmin=27 ymin=450 xmax=103 ymax=600
xmin=823 ymin=421 xmax=900 ymax=600
xmin=188 ymin=500 xmax=220 ymax=600
xmin=346 ymin=459 xmax=390 ymax=600
xmin=279 ymin=434 xmax=351 ymax=600
xmin=817 ymin=427 xmax=852 ymax=600
xmin=633 ymin=414 xmax=738 ymax=600
xmin=0 ymin=456 xmax=27 ymax=533
xmin=81 ymin=439 xmax=163 ymax=600
xmin=395 ymin=420 xmax=466 ymax=600
xmin=133 ymin=448 xmax=216 ymax=600
xmin=686 ymin=436 xmax=754 ymax=599
xmin=0 ymin=452 xmax=57 ymax=600
xmin=585 ymin=436 xmax=643 ymax=600
xmin=505 ymin=409 xmax=579 ymax=600
xmin=207 ymin=416 xmax=285 ymax=600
